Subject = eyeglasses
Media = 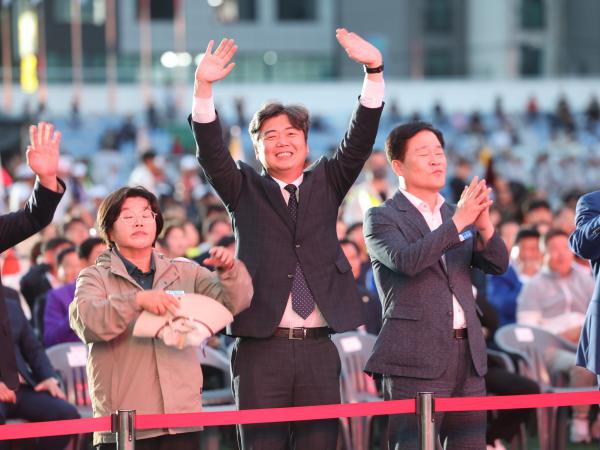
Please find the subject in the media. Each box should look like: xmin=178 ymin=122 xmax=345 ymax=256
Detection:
xmin=118 ymin=211 xmax=157 ymax=225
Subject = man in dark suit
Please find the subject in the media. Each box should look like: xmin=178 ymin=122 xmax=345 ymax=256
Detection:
xmin=0 ymin=298 xmax=80 ymax=450
xmin=363 ymin=122 xmax=508 ymax=449
xmin=569 ymin=191 xmax=600 ymax=386
xmin=0 ymin=122 xmax=65 ymax=393
xmin=189 ymin=30 xmax=384 ymax=450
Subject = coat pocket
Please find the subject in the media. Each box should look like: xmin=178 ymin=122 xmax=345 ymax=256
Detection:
xmin=387 ymin=305 xmax=423 ymax=321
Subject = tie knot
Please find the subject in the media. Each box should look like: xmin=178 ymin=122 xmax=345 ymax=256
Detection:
xmin=284 ymin=184 xmax=297 ymax=195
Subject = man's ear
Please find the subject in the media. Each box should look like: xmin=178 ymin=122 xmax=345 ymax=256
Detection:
xmin=253 ymin=144 xmax=260 ymax=161
xmin=391 ymin=159 xmax=403 ymax=177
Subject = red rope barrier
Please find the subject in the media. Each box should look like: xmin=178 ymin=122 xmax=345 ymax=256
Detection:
xmin=1 ymin=390 xmax=599 ymax=441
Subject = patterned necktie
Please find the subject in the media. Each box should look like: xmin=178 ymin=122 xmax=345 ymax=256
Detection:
xmin=284 ymin=184 xmax=315 ymax=319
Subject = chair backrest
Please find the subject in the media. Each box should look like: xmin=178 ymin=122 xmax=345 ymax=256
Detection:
xmin=45 ymin=341 xmax=91 ymax=407
xmin=331 ymin=331 xmax=378 ymax=402
xmin=494 ymin=324 xmax=576 ymax=385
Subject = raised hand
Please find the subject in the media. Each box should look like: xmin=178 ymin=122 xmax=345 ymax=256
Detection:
xmin=27 ymin=122 xmax=61 ymax=191
xmin=194 ymin=38 xmax=237 ymax=86
xmin=335 ymin=28 xmax=382 ymax=68
xmin=203 ymin=245 xmax=235 ymax=271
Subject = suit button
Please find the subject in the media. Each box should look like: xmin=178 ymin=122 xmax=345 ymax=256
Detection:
xmin=288 ymin=274 xmax=294 ymax=279
xmin=447 ymin=311 xmax=452 ymax=316
xmin=295 ymin=243 xmax=301 ymax=248
xmin=448 ymin=283 xmax=453 ymax=290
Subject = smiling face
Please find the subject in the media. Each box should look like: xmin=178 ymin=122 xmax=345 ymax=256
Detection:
xmin=108 ymin=197 xmax=157 ymax=255
xmin=391 ymin=130 xmax=447 ymax=196
xmin=254 ymin=114 xmax=308 ymax=182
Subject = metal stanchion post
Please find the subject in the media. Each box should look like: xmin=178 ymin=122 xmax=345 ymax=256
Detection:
xmin=111 ymin=409 xmax=136 ymax=450
xmin=416 ymin=392 xmax=435 ymax=450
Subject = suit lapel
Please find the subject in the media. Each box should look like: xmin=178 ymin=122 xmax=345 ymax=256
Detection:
xmin=392 ymin=191 xmax=432 ymax=238
xmin=259 ymin=172 xmax=295 ymax=233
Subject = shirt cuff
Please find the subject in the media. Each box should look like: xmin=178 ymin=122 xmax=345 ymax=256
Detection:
xmin=192 ymin=96 xmax=217 ymax=123
xmin=359 ymin=78 xmax=385 ymax=108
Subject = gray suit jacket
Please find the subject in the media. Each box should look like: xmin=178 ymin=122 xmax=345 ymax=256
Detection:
xmin=364 ymin=191 xmax=508 ymax=379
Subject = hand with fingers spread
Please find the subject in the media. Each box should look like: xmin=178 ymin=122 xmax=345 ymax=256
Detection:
xmin=203 ymin=245 xmax=235 ymax=271
xmin=34 ymin=377 xmax=66 ymax=400
xmin=194 ymin=38 xmax=237 ymax=97
xmin=335 ymin=28 xmax=382 ymax=69
xmin=136 ymin=290 xmax=181 ymax=316
xmin=452 ymin=176 xmax=493 ymax=233
xmin=473 ymin=182 xmax=495 ymax=239
xmin=27 ymin=122 xmax=61 ymax=192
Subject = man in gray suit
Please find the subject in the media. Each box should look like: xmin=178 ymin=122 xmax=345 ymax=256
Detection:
xmin=364 ymin=122 xmax=508 ymax=449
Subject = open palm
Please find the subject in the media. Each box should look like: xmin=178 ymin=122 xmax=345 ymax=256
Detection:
xmin=335 ymin=28 xmax=382 ymax=67
xmin=195 ymin=38 xmax=237 ymax=84
xmin=26 ymin=122 xmax=60 ymax=179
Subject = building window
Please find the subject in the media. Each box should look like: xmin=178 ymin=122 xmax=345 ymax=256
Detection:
xmin=277 ymin=0 xmax=316 ymax=21
xmin=520 ymin=44 xmax=543 ymax=76
xmin=213 ymin=0 xmax=256 ymax=23
xmin=425 ymin=48 xmax=452 ymax=77
xmin=424 ymin=0 xmax=453 ymax=33
xmin=137 ymin=0 xmax=173 ymax=21
xmin=521 ymin=0 xmax=545 ymax=30
xmin=53 ymin=0 xmax=106 ymax=25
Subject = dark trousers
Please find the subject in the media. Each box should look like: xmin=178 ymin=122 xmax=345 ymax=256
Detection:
xmin=383 ymin=339 xmax=486 ymax=450
xmin=485 ymin=366 xmax=540 ymax=444
xmin=96 ymin=431 xmax=201 ymax=450
xmin=0 ymin=385 xmax=80 ymax=450
xmin=232 ymin=336 xmax=341 ymax=450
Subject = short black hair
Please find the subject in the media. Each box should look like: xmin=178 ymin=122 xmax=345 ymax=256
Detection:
xmin=541 ymin=229 xmax=569 ymax=249
xmin=42 ymin=237 xmax=74 ymax=254
xmin=385 ymin=121 xmax=445 ymax=162
xmin=78 ymin=237 xmax=105 ymax=260
xmin=525 ymin=199 xmax=552 ymax=214
xmin=215 ymin=234 xmax=235 ymax=248
xmin=56 ymin=246 xmax=76 ymax=267
xmin=514 ymin=226 xmax=541 ymax=244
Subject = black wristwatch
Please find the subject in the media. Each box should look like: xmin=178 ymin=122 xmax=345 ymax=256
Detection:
xmin=364 ymin=63 xmax=384 ymax=74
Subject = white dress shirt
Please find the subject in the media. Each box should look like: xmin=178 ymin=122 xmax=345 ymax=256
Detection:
xmin=400 ymin=189 xmax=467 ymax=329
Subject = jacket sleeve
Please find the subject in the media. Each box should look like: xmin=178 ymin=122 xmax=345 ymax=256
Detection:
xmin=0 ymin=179 xmax=65 ymax=254
xmin=69 ymin=267 xmax=141 ymax=343
xmin=364 ymin=206 xmax=461 ymax=277
xmin=471 ymin=231 xmax=509 ymax=275
xmin=13 ymin=302 xmax=55 ymax=382
xmin=193 ymin=259 xmax=253 ymax=315
xmin=570 ymin=192 xmax=600 ymax=261
xmin=188 ymin=114 xmax=243 ymax=211
xmin=325 ymin=101 xmax=384 ymax=203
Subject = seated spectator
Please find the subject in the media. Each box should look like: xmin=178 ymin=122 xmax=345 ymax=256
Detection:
xmin=522 ymin=199 xmax=553 ymax=236
xmin=78 ymin=237 xmax=107 ymax=269
xmin=43 ymin=246 xmax=81 ymax=347
xmin=194 ymin=215 xmax=232 ymax=261
xmin=62 ymin=217 xmax=90 ymax=246
xmin=487 ymin=226 xmax=542 ymax=326
xmin=69 ymin=186 xmax=252 ymax=449
xmin=517 ymin=229 xmax=597 ymax=443
xmin=20 ymin=236 xmax=73 ymax=313
xmin=0 ymin=298 xmax=80 ymax=450
xmin=157 ymin=221 xmax=188 ymax=259
xmin=340 ymin=239 xmax=381 ymax=335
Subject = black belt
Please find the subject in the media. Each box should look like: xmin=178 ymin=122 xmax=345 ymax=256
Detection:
xmin=453 ymin=328 xmax=468 ymax=339
xmin=273 ymin=327 xmax=331 ymax=340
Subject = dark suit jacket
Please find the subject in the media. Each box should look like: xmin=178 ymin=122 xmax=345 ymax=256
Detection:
xmin=569 ymin=190 xmax=600 ymax=374
xmin=190 ymin=102 xmax=383 ymax=337
xmin=363 ymin=191 xmax=508 ymax=379
xmin=0 ymin=180 xmax=64 ymax=389
xmin=5 ymin=298 xmax=56 ymax=386
xmin=19 ymin=263 xmax=52 ymax=311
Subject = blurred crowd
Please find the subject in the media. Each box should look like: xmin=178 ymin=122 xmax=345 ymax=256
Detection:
xmin=1 ymin=91 xmax=600 ymax=448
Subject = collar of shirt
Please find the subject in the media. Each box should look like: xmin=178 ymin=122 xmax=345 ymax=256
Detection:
xmin=113 ymin=248 xmax=156 ymax=279
xmin=272 ymin=173 xmax=304 ymax=191
xmin=400 ymin=188 xmax=445 ymax=215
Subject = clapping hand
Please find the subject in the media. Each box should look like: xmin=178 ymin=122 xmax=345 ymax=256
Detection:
xmin=203 ymin=246 xmax=235 ymax=271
